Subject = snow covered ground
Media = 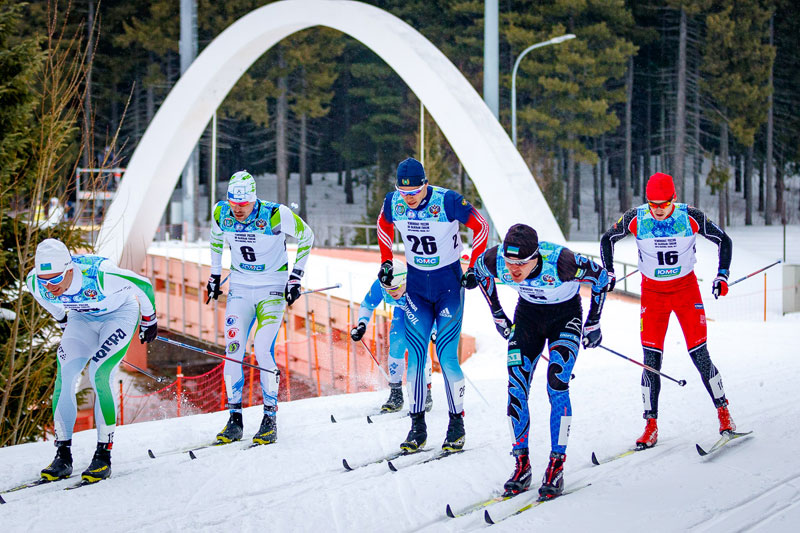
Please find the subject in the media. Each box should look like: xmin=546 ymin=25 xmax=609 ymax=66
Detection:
xmin=2 ymin=247 xmax=800 ymax=532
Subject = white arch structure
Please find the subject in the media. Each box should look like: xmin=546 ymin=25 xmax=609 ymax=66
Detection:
xmin=97 ymin=0 xmax=564 ymax=268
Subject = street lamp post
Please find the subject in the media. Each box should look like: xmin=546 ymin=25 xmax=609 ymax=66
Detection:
xmin=511 ymin=34 xmax=576 ymax=147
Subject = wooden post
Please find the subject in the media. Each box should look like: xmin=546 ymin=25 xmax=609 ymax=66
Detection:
xmin=220 ymin=374 xmax=226 ymax=411
xmin=118 ymin=380 xmax=124 ymax=426
xmin=282 ymin=317 xmax=291 ymax=401
xmin=248 ymin=349 xmax=255 ymax=407
xmin=312 ymin=310 xmax=321 ymax=396
xmin=371 ymin=310 xmax=377 ymax=372
xmin=346 ymin=306 xmax=351 ymax=393
xmin=176 ymin=363 xmax=183 ymax=417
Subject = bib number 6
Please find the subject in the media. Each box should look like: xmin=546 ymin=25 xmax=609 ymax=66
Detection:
xmin=240 ymin=246 xmax=256 ymax=262
xmin=408 ymin=235 xmax=437 ymax=255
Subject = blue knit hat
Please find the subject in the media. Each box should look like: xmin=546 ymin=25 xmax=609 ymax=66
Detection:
xmin=396 ymin=158 xmax=427 ymax=187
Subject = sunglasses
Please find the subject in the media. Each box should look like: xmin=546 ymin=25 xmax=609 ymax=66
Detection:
xmin=647 ymin=199 xmax=673 ymax=209
xmin=395 ymin=184 xmax=426 ymax=196
xmin=38 ymin=271 xmax=66 ymax=287
xmin=228 ymin=199 xmax=251 ymax=207
xmin=503 ymin=252 xmax=538 ymax=266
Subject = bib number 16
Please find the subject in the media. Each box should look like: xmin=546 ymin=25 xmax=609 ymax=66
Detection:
xmin=656 ymin=250 xmax=678 ymax=265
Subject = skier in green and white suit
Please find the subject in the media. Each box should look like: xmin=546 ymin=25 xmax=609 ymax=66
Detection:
xmin=207 ymin=171 xmax=314 ymax=446
xmin=27 ymin=238 xmax=157 ymax=484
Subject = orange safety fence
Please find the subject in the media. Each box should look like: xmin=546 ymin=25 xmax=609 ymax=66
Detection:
xmin=109 ymin=253 xmax=477 ymax=429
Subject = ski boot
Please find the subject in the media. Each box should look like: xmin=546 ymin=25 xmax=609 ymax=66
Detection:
xmin=635 ymin=418 xmax=658 ymax=450
xmin=424 ymin=385 xmax=433 ymax=413
xmin=216 ymin=408 xmax=243 ymax=444
xmin=41 ymin=440 xmax=73 ymax=481
xmin=503 ymin=449 xmax=531 ymax=496
xmin=81 ymin=442 xmax=112 ymax=483
xmin=441 ymin=411 xmax=465 ymax=452
xmin=252 ymin=406 xmax=278 ymax=445
xmin=538 ymin=451 xmax=565 ymax=500
xmin=717 ymin=402 xmax=736 ymax=434
xmin=381 ymin=383 xmax=404 ymax=413
xmin=400 ymin=412 xmax=427 ymax=453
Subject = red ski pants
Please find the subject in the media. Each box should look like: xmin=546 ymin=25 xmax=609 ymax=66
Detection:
xmin=640 ymin=273 xmax=707 ymax=352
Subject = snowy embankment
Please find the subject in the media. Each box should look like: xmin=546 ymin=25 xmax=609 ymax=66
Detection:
xmin=2 ymin=252 xmax=800 ymax=532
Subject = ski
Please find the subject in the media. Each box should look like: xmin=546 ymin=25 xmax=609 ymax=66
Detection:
xmin=696 ymin=430 xmax=753 ymax=457
xmin=330 ymin=410 xmax=406 ymax=424
xmin=147 ymin=441 xmax=220 ymax=459
xmin=591 ymin=445 xmax=652 ymax=465
xmin=388 ymin=448 xmax=463 ymax=472
xmin=342 ymin=448 xmax=426 ymax=471
xmin=0 ymin=476 xmax=72 ymax=502
xmin=445 ymin=492 xmax=520 ymax=519
xmin=484 ymin=483 xmax=592 ymax=524
xmin=65 ymin=478 xmax=106 ymax=491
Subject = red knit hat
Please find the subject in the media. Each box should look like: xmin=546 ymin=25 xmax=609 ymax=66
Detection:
xmin=646 ymin=172 xmax=676 ymax=201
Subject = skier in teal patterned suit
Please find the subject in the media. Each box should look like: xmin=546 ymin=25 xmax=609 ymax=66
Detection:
xmin=26 ymin=238 xmax=158 ymax=484
xmin=474 ymin=224 xmax=609 ymax=499
xmin=349 ymin=260 xmax=434 ymax=413
xmin=207 ymin=171 xmax=314 ymax=446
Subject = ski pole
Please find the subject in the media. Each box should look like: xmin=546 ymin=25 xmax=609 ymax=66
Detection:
xmin=156 ymin=336 xmax=278 ymax=374
xmin=300 ymin=283 xmax=341 ymax=296
xmin=205 ymin=273 xmax=230 ymax=304
xmin=727 ymin=260 xmax=782 ymax=288
xmin=616 ymin=269 xmax=639 ymax=283
xmin=598 ymin=345 xmax=687 ymax=386
xmin=122 ymin=359 xmax=165 ymax=383
xmin=359 ymin=339 xmax=392 ymax=382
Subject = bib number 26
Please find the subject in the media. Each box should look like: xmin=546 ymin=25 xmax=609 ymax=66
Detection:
xmin=408 ymin=235 xmax=437 ymax=255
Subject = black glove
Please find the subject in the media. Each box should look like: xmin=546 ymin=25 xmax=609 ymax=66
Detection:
xmin=378 ymin=260 xmax=393 ymax=286
xmin=606 ymin=271 xmax=616 ymax=293
xmin=581 ymin=318 xmax=602 ymax=349
xmin=206 ymin=274 xmax=222 ymax=302
xmin=285 ymin=275 xmax=302 ymax=307
xmin=461 ymin=267 xmax=478 ymax=290
xmin=139 ymin=314 xmax=158 ymax=344
xmin=430 ymin=331 xmax=437 ymax=345
xmin=350 ymin=321 xmax=367 ymax=341
xmin=56 ymin=315 xmax=68 ymax=331
xmin=492 ymin=309 xmax=512 ymax=339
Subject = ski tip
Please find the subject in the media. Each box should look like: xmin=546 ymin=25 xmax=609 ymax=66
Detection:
xmin=330 ymin=414 xmax=337 ymax=423
xmin=445 ymin=504 xmax=455 ymax=518
xmin=147 ymin=449 xmax=156 ymax=459
xmin=695 ymin=444 xmax=707 ymax=456
xmin=484 ymin=510 xmax=495 ymax=525
xmin=367 ymin=416 xmax=373 ymax=424
xmin=189 ymin=450 xmax=197 ymax=460
xmin=388 ymin=460 xmax=398 ymax=472
xmin=342 ymin=458 xmax=352 ymax=471
xmin=0 ymin=493 xmax=6 ymax=504
xmin=591 ymin=452 xmax=600 ymax=466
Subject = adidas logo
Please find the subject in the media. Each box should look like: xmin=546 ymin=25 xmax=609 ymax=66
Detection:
xmin=439 ymin=307 xmax=452 ymax=318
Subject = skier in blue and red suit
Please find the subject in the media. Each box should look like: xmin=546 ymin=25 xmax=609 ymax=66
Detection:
xmin=377 ymin=157 xmax=488 ymax=454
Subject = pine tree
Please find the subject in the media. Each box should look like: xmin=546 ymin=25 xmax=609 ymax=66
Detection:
xmin=507 ymin=0 xmax=637 ymax=236
xmin=702 ymin=0 xmax=774 ymax=225
xmin=1 ymin=1 xmax=89 ymax=445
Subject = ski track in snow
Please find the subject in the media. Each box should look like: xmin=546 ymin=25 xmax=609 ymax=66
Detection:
xmin=3 ymin=249 xmax=800 ymax=532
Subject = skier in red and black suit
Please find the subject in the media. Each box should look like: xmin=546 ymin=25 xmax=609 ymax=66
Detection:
xmin=600 ymin=172 xmax=736 ymax=449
